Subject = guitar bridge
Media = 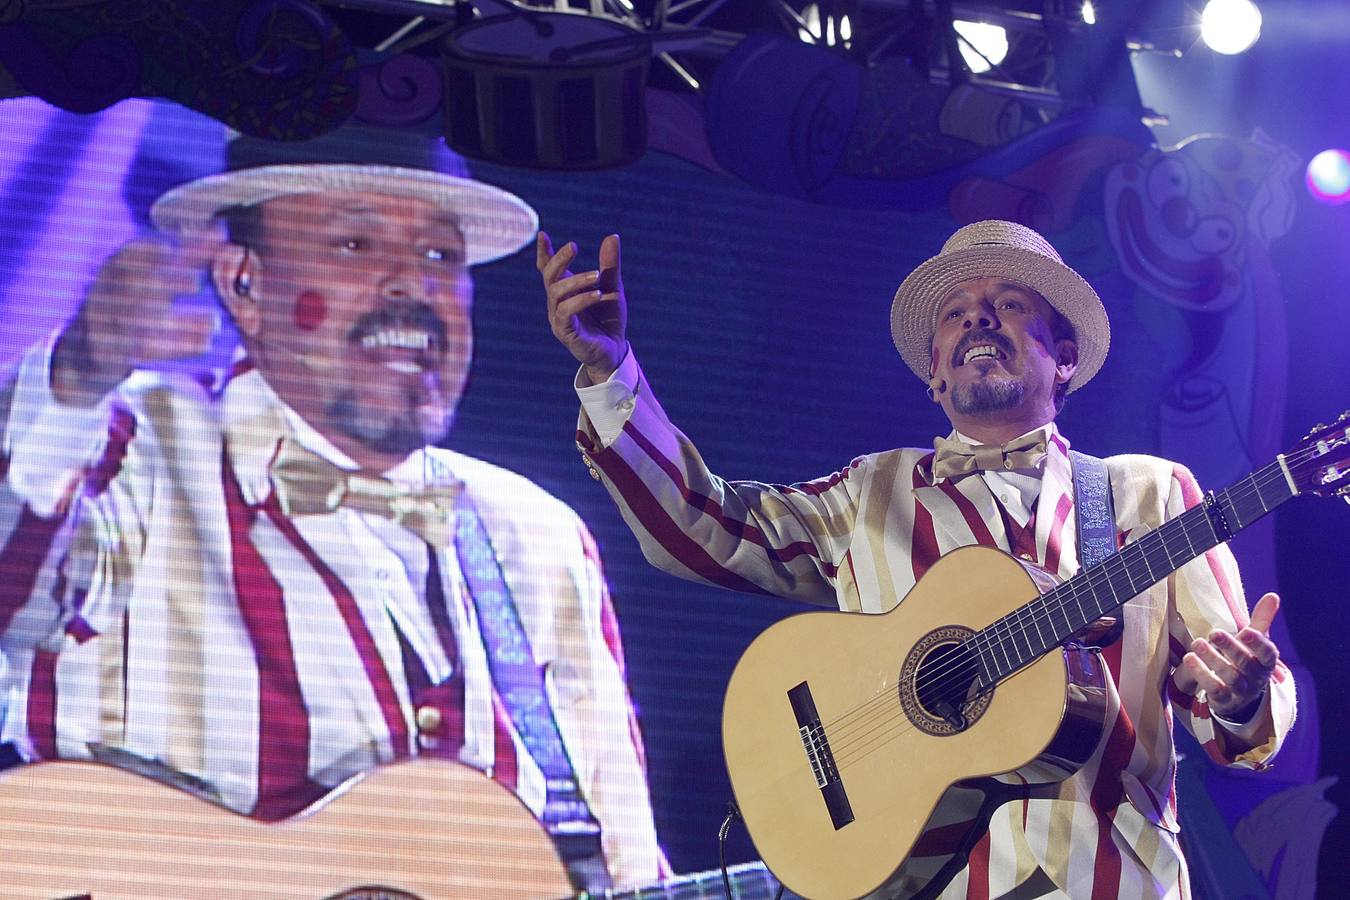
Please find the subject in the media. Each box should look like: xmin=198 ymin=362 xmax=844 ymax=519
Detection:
xmin=788 ymin=681 xmax=854 ymax=830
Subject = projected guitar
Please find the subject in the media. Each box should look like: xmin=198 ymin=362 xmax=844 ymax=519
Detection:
xmin=0 ymin=758 xmax=787 ymax=899
xmin=721 ymin=414 xmax=1350 ymax=900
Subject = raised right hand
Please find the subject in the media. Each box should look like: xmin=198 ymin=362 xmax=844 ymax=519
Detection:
xmin=52 ymin=235 xmax=220 ymax=405
xmin=537 ymin=232 xmax=628 ymax=384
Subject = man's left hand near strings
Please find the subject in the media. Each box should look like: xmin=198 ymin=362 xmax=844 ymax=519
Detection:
xmin=1176 ymin=591 xmax=1281 ymax=723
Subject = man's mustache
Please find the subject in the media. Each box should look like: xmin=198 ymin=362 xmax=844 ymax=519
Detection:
xmin=952 ymin=330 xmax=1014 ymax=367
xmin=346 ymin=303 xmax=449 ymax=352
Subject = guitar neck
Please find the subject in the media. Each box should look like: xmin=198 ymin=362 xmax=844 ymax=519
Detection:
xmin=975 ymin=456 xmax=1299 ymax=683
xmin=591 ymin=860 xmax=787 ymax=900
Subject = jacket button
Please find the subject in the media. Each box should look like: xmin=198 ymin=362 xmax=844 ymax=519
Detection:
xmin=416 ymin=705 xmax=443 ymax=735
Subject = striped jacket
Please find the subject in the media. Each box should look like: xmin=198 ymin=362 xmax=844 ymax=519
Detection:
xmin=0 ymin=342 xmax=665 ymax=889
xmin=576 ymin=352 xmax=1296 ymax=899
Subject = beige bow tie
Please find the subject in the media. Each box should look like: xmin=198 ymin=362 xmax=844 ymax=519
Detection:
xmin=267 ymin=437 xmax=462 ymax=546
xmin=931 ymin=433 xmax=1047 ymax=482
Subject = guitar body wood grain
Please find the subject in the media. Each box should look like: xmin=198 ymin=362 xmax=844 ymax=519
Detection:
xmin=0 ymin=759 xmax=572 ymax=899
xmin=722 ymin=546 xmax=1111 ymax=900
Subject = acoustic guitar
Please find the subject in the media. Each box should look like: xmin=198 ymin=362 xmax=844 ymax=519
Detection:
xmin=0 ymin=757 xmax=787 ymax=899
xmin=721 ymin=414 xmax=1350 ymax=899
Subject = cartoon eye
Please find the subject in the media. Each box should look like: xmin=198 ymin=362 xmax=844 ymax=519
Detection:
xmin=1146 ymin=158 xmax=1190 ymax=207
xmin=1192 ymin=216 xmax=1238 ymax=254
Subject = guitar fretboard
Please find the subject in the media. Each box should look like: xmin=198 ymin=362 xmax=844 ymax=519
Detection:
xmin=972 ymin=456 xmax=1297 ymax=684
xmin=589 ymin=859 xmax=793 ymax=899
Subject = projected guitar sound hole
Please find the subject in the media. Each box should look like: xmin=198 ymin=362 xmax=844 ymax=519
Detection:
xmin=899 ymin=626 xmax=993 ymax=736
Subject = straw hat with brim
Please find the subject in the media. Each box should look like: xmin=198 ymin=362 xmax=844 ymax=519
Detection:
xmin=150 ymin=122 xmax=537 ymax=267
xmin=890 ymin=220 xmax=1110 ymax=393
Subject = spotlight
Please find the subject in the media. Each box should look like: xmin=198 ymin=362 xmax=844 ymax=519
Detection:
xmin=797 ymin=4 xmax=851 ymax=47
xmin=1081 ymin=2 xmax=1096 ymax=25
xmin=1200 ymin=0 xmax=1262 ymax=55
xmin=1306 ymin=149 xmax=1350 ymax=205
xmin=953 ymin=20 xmax=1008 ymax=74
xmin=798 ymin=3 xmax=821 ymax=42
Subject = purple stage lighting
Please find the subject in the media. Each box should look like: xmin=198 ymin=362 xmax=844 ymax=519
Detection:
xmin=1306 ymin=149 xmax=1350 ymax=205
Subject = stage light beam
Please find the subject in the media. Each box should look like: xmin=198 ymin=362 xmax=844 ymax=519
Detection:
xmin=1082 ymin=2 xmax=1096 ymax=25
xmin=1200 ymin=0 xmax=1262 ymax=55
xmin=1306 ymin=149 xmax=1350 ymax=205
xmin=953 ymin=20 xmax=1008 ymax=74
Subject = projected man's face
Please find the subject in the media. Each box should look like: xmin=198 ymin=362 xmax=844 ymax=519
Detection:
xmin=223 ymin=191 xmax=473 ymax=467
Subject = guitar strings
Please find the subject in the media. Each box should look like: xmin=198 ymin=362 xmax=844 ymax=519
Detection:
xmin=815 ymin=445 xmax=1317 ymax=759
xmin=810 ymin=499 xmax=1225 ymax=766
xmin=828 ymin=514 xmax=1228 ymax=771
xmin=824 ymin=458 xmax=1299 ymax=769
xmin=827 ymin=459 xmax=1289 ymax=762
xmin=821 ymin=497 xmax=1212 ymax=757
xmin=825 ymin=438 xmax=1336 ymax=745
xmin=817 ymin=487 xmax=1227 ymax=754
xmin=806 ymin=453 xmax=1314 ymax=771
xmin=835 ymin=452 xmax=1299 ymax=736
xmin=831 ymin=443 xmax=1342 ymax=767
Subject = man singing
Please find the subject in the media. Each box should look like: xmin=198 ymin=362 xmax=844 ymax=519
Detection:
xmin=0 ymin=124 xmax=665 ymax=892
xmin=540 ymin=221 xmax=1295 ymax=897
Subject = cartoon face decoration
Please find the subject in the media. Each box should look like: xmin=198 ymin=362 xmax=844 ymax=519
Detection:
xmin=1104 ymin=142 xmax=1246 ymax=312
xmin=1103 ymin=130 xmax=1298 ymax=313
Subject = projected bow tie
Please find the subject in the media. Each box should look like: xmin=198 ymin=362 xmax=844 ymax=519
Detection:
xmin=268 ymin=437 xmax=462 ymax=546
xmin=930 ymin=434 xmax=1048 ymax=482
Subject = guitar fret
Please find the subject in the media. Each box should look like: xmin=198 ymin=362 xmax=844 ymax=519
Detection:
xmin=975 ymin=628 xmax=998 ymax=682
xmin=1093 ymin=574 xmax=1113 ymax=618
xmin=1048 ymin=589 xmax=1073 ymax=641
xmin=993 ymin=623 xmax=1013 ymax=674
xmin=1026 ymin=602 xmax=1046 ymax=649
xmin=1116 ymin=547 xmax=1147 ymax=598
xmin=969 ymin=450 xmax=1307 ymax=707
xmin=1179 ymin=517 xmax=1199 ymax=559
xmin=1192 ymin=508 xmax=1219 ymax=551
xmin=1072 ymin=580 xmax=1089 ymax=632
xmin=1080 ymin=569 xmax=1101 ymax=620
xmin=1252 ymin=476 xmax=1270 ymax=514
xmin=1013 ymin=612 xmax=1035 ymax=666
xmin=1159 ymin=529 xmax=1178 ymax=570
xmin=1141 ymin=532 xmax=1169 ymax=582
xmin=991 ymin=619 xmax=1013 ymax=674
xmin=975 ymin=632 xmax=996 ymax=686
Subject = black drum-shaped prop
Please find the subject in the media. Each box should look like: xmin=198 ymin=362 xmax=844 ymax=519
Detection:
xmin=442 ymin=12 xmax=649 ymax=169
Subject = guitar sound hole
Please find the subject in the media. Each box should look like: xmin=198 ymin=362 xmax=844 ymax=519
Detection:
xmin=914 ymin=642 xmax=982 ymax=728
xmin=899 ymin=626 xmax=994 ymax=736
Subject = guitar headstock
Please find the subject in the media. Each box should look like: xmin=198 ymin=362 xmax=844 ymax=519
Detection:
xmin=1283 ymin=411 xmax=1350 ymax=501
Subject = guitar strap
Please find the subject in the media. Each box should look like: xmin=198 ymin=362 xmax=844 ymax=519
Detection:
xmin=451 ymin=496 xmax=612 ymax=893
xmin=1068 ymin=451 xmax=1116 ymax=568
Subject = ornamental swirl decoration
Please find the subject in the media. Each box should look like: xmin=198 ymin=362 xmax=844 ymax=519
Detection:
xmin=356 ymin=53 xmax=442 ymax=128
xmin=0 ymin=0 xmax=358 ymax=139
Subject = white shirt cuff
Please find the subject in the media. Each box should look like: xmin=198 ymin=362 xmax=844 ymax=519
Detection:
xmin=1211 ymin=686 xmax=1272 ymax=745
xmin=575 ymin=349 xmax=640 ymax=448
